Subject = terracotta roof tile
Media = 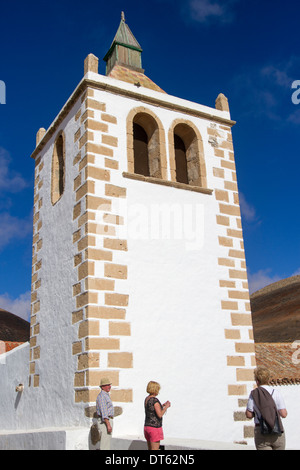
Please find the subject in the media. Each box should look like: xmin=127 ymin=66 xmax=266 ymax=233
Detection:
xmin=0 ymin=341 xmax=25 ymax=354
xmin=255 ymin=343 xmax=300 ymax=385
xmin=108 ymin=65 xmax=166 ymax=93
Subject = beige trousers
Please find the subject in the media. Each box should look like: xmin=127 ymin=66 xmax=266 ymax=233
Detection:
xmin=254 ymin=427 xmax=286 ymax=450
xmin=98 ymin=418 xmax=114 ymax=450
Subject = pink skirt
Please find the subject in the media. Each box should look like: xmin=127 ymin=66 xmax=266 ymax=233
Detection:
xmin=144 ymin=426 xmax=164 ymax=442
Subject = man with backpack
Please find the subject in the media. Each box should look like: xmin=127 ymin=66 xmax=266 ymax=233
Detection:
xmin=246 ymin=367 xmax=288 ymax=450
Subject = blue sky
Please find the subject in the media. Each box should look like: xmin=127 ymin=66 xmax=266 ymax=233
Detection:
xmin=0 ymin=0 xmax=299 ymax=320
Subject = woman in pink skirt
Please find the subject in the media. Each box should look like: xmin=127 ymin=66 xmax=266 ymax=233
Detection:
xmin=144 ymin=381 xmax=171 ymax=450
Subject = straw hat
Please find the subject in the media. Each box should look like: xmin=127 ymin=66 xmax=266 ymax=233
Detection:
xmin=100 ymin=377 xmax=112 ymax=387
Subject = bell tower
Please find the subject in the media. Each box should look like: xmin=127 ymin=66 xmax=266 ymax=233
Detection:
xmin=24 ymin=13 xmax=257 ymax=447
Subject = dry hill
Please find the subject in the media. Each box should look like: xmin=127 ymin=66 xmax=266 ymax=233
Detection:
xmin=250 ymin=275 xmax=300 ymax=343
xmin=0 ymin=308 xmax=30 ymax=342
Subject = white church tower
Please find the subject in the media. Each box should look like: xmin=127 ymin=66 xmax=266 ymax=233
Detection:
xmin=0 ymin=14 xmax=256 ymax=449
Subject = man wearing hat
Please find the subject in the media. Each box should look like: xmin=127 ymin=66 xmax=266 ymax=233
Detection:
xmin=96 ymin=377 xmax=114 ymax=450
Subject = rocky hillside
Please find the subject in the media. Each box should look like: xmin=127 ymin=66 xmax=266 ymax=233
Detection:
xmin=0 ymin=309 xmax=30 ymax=342
xmin=250 ymin=275 xmax=300 ymax=343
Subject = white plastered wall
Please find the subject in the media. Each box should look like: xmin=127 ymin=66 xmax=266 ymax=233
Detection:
xmin=86 ymin=82 xmax=250 ymax=444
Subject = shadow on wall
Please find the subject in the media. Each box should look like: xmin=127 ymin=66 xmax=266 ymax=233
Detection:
xmin=87 ymin=404 xmax=164 ymax=450
xmin=128 ymin=440 xmax=148 ymax=450
xmin=88 ymin=427 xmax=149 ymax=450
xmin=88 ymin=405 xmax=147 ymax=450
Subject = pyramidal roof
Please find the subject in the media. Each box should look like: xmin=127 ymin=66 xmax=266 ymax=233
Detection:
xmin=103 ymin=12 xmax=142 ymax=68
xmin=110 ymin=11 xmax=142 ymax=52
xmin=103 ymin=12 xmax=166 ymax=93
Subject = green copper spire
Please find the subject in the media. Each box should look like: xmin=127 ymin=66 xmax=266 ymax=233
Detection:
xmin=103 ymin=12 xmax=144 ymax=75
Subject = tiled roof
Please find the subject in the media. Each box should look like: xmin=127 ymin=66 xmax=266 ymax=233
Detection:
xmin=255 ymin=343 xmax=300 ymax=385
xmin=0 ymin=341 xmax=24 ymax=354
xmin=108 ymin=65 xmax=166 ymax=93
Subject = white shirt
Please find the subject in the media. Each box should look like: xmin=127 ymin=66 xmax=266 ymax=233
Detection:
xmin=247 ymin=385 xmax=286 ymax=424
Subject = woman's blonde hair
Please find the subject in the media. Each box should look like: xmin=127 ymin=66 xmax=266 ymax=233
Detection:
xmin=146 ymin=381 xmax=161 ymax=395
xmin=254 ymin=367 xmax=270 ymax=385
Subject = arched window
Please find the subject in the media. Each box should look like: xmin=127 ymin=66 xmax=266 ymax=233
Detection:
xmin=132 ymin=112 xmax=162 ymax=179
xmin=174 ymin=134 xmax=188 ymax=184
xmin=51 ymin=133 xmax=65 ymax=205
xmin=133 ymin=122 xmax=150 ymax=176
xmin=126 ymin=107 xmax=167 ymax=180
xmin=171 ymin=122 xmax=206 ymax=188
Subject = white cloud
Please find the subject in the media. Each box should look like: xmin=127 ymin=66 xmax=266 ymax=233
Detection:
xmin=0 ymin=147 xmax=32 ymax=250
xmin=0 ymin=291 xmax=31 ymax=321
xmin=0 ymin=212 xmax=32 ymax=251
xmin=232 ymin=70 xmax=282 ymax=121
xmin=248 ymin=269 xmax=281 ymax=295
xmin=0 ymin=147 xmax=28 ymax=193
xmin=232 ymin=56 xmax=300 ymax=123
xmin=0 ymin=212 xmax=32 ymax=252
xmin=188 ymin=0 xmax=238 ymax=24
xmin=287 ymin=108 xmax=300 ymax=124
xmin=291 ymin=267 xmax=300 ymax=276
xmin=239 ymin=192 xmax=257 ymax=223
xmin=261 ymin=65 xmax=293 ymax=89
xmin=248 ymin=267 xmax=300 ymax=295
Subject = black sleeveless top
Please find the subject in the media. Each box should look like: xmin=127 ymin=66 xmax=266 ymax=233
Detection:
xmin=144 ymin=396 xmax=163 ymax=428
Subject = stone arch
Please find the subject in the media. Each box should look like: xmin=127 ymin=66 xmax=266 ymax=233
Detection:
xmin=126 ymin=107 xmax=167 ymax=179
xmin=168 ymin=120 xmax=207 ymax=188
xmin=51 ymin=131 xmax=66 ymax=205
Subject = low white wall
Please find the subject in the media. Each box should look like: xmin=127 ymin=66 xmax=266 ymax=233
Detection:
xmin=0 ymin=342 xmax=84 ymax=431
xmin=0 ymin=343 xmax=30 ymax=430
xmin=0 ymin=426 xmax=90 ymax=450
